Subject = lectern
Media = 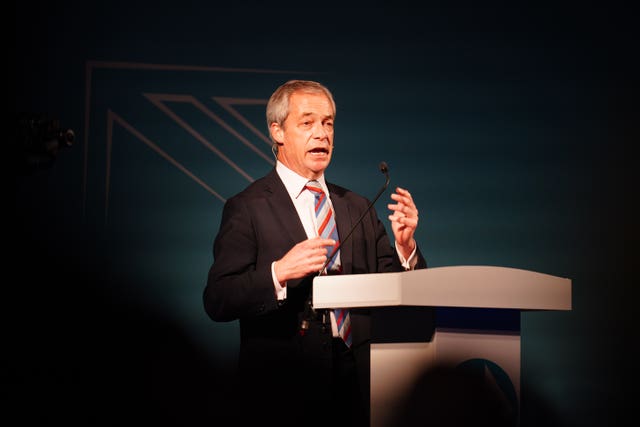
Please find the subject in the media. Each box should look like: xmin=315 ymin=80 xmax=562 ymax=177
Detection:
xmin=313 ymin=265 xmax=572 ymax=427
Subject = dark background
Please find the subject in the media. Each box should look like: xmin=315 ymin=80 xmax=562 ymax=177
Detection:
xmin=12 ymin=1 xmax=637 ymax=426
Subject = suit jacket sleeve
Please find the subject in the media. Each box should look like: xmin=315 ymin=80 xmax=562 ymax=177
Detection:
xmin=203 ymin=192 xmax=281 ymax=322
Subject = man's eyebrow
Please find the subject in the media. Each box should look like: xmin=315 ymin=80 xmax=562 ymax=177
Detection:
xmin=298 ymin=112 xmax=334 ymax=120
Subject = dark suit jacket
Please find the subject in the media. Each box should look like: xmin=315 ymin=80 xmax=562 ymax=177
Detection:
xmin=203 ymin=168 xmax=427 ymax=405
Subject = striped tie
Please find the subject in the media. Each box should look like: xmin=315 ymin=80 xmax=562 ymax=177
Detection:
xmin=306 ymin=180 xmax=352 ymax=348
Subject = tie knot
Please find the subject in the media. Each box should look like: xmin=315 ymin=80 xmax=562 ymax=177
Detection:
xmin=305 ymin=180 xmax=323 ymax=195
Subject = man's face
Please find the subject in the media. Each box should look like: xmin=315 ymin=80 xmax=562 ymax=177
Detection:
xmin=271 ymin=91 xmax=335 ymax=180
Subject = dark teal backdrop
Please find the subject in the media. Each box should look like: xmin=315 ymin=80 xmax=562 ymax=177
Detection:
xmin=14 ymin=2 xmax=636 ymax=426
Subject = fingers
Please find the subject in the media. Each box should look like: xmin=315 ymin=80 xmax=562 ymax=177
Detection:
xmin=387 ymin=187 xmax=418 ymax=224
xmin=302 ymin=238 xmax=339 ymax=274
xmin=277 ymin=238 xmax=337 ymax=282
xmin=304 ymin=237 xmax=338 ymax=256
xmin=388 ymin=212 xmax=418 ymax=225
xmin=308 ymin=237 xmax=337 ymax=248
xmin=300 ymin=237 xmax=338 ymax=251
xmin=390 ymin=187 xmax=416 ymax=209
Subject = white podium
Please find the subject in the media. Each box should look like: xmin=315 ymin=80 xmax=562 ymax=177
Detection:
xmin=313 ymin=266 xmax=572 ymax=427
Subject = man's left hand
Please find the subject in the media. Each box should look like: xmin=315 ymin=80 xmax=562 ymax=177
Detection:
xmin=388 ymin=186 xmax=419 ymax=259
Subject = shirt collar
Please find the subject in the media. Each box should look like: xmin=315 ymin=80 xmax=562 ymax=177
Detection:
xmin=275 ymin=161 xmax=329 ymax=199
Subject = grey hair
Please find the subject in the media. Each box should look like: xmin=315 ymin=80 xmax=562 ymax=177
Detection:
xmin=266 ymin=80 xmax=336 ymax=144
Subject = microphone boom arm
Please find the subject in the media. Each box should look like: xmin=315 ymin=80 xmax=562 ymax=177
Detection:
xmin=299 ymin=162 xmax=390 ymax=334
xmin=318 ymin=162 xmax=390 ymax=274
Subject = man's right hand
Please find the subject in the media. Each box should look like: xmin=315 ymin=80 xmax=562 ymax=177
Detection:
xmin=273 ymin=237 xmax=336 ymax=284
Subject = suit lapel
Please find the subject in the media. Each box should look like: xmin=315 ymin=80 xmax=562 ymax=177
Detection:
xmin=263 ymin=169 xmax=308 ymax=245
xmin=330 ymin=186 xmax=353 ymax=275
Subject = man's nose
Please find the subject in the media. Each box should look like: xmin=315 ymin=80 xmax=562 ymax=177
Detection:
xmin=313 ymin=122 xmax=330 ymax=139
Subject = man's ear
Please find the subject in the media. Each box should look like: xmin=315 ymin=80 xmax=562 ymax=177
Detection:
xmin=270 ymin=122 xmax=284 ymax=144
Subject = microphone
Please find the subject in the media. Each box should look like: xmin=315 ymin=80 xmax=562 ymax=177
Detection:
xmin=300 ymin=161 xmax=390 ymax=334
xmin=318 ymin=161 xmax=390 ymax=275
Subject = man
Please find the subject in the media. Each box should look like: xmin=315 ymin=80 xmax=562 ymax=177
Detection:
xmin=204 ymin=80 xmax=427 ymax=426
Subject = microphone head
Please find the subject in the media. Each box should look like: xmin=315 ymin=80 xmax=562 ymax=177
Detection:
xmin=379 ymin=161 xmax=389 ymax=174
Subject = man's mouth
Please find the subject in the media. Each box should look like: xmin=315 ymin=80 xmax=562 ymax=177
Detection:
xmin=308 ymin=147 xmax=329 ymax=154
